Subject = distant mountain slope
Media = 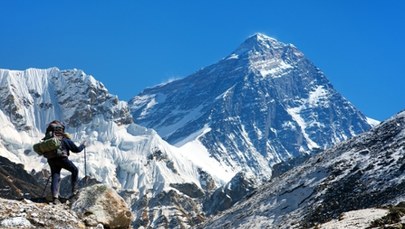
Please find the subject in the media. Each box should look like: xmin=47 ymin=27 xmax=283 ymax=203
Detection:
xmin=0 ymin=156 xmax=44 ymax=200
xmin=200 ymin=110 xmax=405 ymax=228
xmin=130 ymin=33 xmax=374 ymax=179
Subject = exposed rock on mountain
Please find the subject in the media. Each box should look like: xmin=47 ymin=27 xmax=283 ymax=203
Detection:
xmin=0 ymin=156 xmax=43 ymax=200
xmin=203 ymin=171 xmax=257 ymax=216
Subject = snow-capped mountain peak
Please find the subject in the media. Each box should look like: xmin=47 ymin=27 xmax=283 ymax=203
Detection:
xmin=130 ymin=33 xmax=373 ymax=181
xmin=232 ymin=33 xmax=285 ymax=55
xmin=226 ymin=33 xmax=304 ymax=78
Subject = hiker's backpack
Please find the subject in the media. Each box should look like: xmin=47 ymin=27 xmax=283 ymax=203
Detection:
xmin=33 ymin=121 xmax=66 ymax=158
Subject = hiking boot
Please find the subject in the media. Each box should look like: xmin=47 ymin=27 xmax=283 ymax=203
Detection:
xmin=52 ymin=197 xmax=61 ymax=205
xmin=71 ymin=187 xmax=79 ymax=197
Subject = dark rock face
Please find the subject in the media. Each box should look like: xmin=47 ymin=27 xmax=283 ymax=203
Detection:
xmin=170 ymin=183 xmax=205 ymax=198
xmin=0 ymin=156 xmax=44 ymax=200
xmin=203 ymin=172 xmax=257 ymax=216
xmin=198 ymin=169 xmax=217 ymax=193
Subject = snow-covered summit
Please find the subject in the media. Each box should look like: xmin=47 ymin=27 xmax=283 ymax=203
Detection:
xmin=227 ymin=33 xmax=305 ymax=78
xmin=232 ymin=33 xmax=287 ymax=56
xmin=130 ymin=33 xmax=373 ymax=180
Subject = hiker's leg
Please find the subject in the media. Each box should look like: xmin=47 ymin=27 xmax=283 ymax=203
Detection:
xmin=48 ymin=160 xmax=62 ymax=199
xmin=60 ymin=158 xmax=79 ymax=193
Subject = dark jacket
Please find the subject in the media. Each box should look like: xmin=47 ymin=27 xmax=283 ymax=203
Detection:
xmin=45 ymin=135 xmax=85 ymax=159
xmin=61 ymin=138 xmax=85 ymax=157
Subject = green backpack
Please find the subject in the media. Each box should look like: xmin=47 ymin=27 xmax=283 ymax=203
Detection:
xmin=33 ymin=120 xmax=65 ymax=158
xmin=33 ymin=137 xmax=62 ymax=156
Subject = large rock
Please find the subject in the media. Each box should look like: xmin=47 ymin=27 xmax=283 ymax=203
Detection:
xmin=71 ymin=184 xmax=133 ymax=228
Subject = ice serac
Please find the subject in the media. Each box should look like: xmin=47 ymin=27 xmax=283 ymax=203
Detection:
xmin=129 ymin=33 xmax=373 ymax=179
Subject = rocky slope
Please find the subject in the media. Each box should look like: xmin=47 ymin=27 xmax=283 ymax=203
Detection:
xmin=0 ymin=198 xmax=85 ymax=229
xmin=0 ymin=184 xmax=133 ymax=229
xmin=200 ymin=110 xmax=405 ymax=228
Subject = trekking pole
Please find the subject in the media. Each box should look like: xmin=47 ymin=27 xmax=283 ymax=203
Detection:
xmin=41 ymin=175 xmax=51 ymax=198
xmin=84 ymin=147 xmax=87 ymax=178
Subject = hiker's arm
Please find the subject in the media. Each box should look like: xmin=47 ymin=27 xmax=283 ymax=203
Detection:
xmin=64 ymin=139 xmax=85 ymax=153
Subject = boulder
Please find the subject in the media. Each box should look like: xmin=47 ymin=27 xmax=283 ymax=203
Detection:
xmin=71 ymin=184 xmax=133 ymax=228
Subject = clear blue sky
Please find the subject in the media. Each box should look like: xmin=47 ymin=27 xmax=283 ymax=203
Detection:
xmin=1 ymin=1 xmax=404 ymax=121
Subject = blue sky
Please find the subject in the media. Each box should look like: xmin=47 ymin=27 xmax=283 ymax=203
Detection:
xmin=1 ymin=1 xmax=404 ymax=121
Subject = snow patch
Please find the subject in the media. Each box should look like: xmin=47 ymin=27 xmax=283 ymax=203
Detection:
xmin=366 ymin=117 xmax=380 ymax=127
xmin=308 ymin=86 xmax=329 ymax=107
xmin=178 ymin=125 xmax=235 ymax=183
xmin=251 ymin=59 xmax=292 ymax=78
xmin=319 ymin=208 xmax=388 ymax=229
xmin=226 ymin=54 xmax=239 ymax=60
xmin=287 ymin=106 xmax=319 ymax=149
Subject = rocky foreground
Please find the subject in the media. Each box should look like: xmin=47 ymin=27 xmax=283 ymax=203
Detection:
xmin=0 ymin=184 xmax=132 ymax=229
xmin=0 ymin=198 xmax=84 ymax=228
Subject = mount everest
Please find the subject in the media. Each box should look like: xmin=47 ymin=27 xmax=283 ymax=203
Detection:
xmin=0 ymin=33 xmax=387 ymax=228
xmin=129 ymin=33 xmax=375 ymax=180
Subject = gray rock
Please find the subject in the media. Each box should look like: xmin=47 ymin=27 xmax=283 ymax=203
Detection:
xmin=71 ymin=184 xmax=133 ymax=228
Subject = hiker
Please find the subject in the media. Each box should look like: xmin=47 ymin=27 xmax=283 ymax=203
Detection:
xmin=43 ymin=120 xmax=86 ymax=204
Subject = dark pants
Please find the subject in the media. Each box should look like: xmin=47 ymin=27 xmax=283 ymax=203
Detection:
xmin=48 ymin=157 xmax=78 ymax=198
